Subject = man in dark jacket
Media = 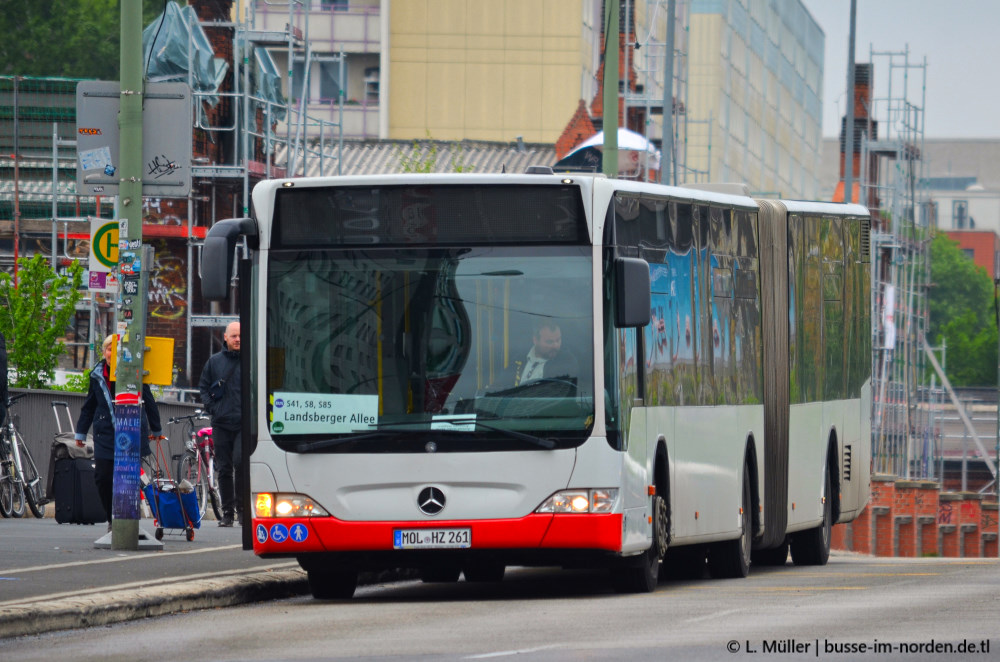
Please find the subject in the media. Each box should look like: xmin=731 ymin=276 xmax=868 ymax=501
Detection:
xmin=199 ymin=322 xmax=241 ymax=527
xmin=75 ymin=334 xmax=163 ymax=527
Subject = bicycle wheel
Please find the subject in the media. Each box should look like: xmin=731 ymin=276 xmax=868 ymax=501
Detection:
xmin=17 ymin=436 xmax=47 ymax=518
xmin=0 ymin=468 xmax=12 ymax=518
xmin=0 ymin=433 xmax=12 ymax=518
xmin=9 ymin=477 xmax=25 ymax=518
xmin=178 ymin=452 xmax=208 ymax=518
xmin=207 ymin=476 xmax=223 ymax=521
xmin=205 ymin=454 xmax=223 ymax=520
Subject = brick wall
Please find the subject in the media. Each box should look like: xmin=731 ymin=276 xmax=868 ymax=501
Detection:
xmin=870 ymin=475 xmax=895 ymax=556
xmin=958 ymin=493 xmax=983 ymax=557
xmin=938 ymin=493 xmax=962 ymax=557
xmin=828 ymin=479 xmax=1000 ymax=559
xmin=915 ymin=481 xmax=940 ymax=557
xmin=982 ymin=502 xmax=999 ymax=557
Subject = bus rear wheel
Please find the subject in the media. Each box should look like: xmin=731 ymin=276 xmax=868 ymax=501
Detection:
xmin=707 ymin=467 xmax=752 ymax=579
xmin=752 ymin=541 xmax=789 ymax=566
xmin=308 ymin=568 xmax=358 ymax=599
xmin=791 ymin=470 xmax=832 ymax=566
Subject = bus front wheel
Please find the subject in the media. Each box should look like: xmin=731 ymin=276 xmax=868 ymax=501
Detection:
xmin=308 ymin=568 xmax=358 ymax=599
xmin=611 ymin=494 xmax=666 ymax=593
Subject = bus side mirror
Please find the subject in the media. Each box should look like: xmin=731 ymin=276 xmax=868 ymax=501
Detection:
xmin=202 ymin=218 xmax=256 ymax=301
xmin=614 ymin=257 xmax=651 ymax=328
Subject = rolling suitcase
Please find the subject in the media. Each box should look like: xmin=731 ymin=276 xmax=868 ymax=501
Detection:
xmin=49 ymin=401 xmax=106 ymax=525
xmin=53 ymin=457 xmax=107 ymax=524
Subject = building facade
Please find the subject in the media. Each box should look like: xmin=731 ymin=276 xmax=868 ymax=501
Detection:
xmin=255 ymin=0 xmax=602 ymax=143
xmin=254 ymin=0 xmax=826 ymax=198
xmin=681 ymin=0 xmax=824 ymax=197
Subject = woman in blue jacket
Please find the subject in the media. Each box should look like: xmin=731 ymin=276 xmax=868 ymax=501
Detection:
xmin=75 ymin=335 xmax=163 ymax=526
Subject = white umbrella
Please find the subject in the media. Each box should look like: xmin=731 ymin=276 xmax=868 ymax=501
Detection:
xmin=565 ymin=128 xmax=661 ymax=173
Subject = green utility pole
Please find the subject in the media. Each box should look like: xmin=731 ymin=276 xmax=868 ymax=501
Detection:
xmin=602 ymin=0 xmax=619 ymax=177
xmin=111 ymin=0 xmax=147 ymax=551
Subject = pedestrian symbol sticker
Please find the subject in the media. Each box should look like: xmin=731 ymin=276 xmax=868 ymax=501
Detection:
xmin=269 ymin=523 xmax=289 ymax=543
xmin=289 ymin=523 xmax=309 ymax=543
xmin=256 ymin=523 xmax=268 ymax=544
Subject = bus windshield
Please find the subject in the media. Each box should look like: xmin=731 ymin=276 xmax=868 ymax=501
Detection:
xmin=265 ymin=245 xmax=595 ymax=452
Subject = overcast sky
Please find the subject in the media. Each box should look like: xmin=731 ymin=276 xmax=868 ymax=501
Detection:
xmin=800 ymin=0 xmax=1000 ymax=139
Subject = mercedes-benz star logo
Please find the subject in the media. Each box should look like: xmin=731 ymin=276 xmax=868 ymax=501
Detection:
xmin=417 ymin=487 xmax=446 ymax=516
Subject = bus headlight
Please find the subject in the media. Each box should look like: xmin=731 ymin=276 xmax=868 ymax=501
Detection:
xmin=535 ymin=488 xmax=619 ymax=514
xmin=254 ymin=493 xmax=330 ymax=518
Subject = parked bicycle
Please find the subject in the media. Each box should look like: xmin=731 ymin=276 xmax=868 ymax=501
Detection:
xmin=0 ymin=394 xmax=47 ymax=518
xmin=169 ymin=410 xmax=222 ymax=520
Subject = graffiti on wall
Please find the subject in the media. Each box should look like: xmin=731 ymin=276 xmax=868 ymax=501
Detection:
xmin=147 ymin=240 xmax=187 ymax=319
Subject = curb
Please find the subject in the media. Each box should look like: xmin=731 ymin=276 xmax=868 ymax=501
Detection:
xmin=0 ymin=569 xmax=309 ymax=640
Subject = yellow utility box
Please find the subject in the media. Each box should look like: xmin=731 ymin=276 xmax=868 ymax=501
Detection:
xmin=108 ymin=335 xmax=175 ymax=385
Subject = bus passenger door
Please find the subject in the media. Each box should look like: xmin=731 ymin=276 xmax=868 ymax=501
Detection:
xmin=615 ymin=326 xmax=651 ymax=553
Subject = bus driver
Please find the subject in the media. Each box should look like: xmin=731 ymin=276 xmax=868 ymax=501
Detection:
xmin=511 ymin=321 xmax=577 ymax=387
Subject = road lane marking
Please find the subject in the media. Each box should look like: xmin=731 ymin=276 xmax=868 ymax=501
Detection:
xmin=466 ymin=644 xmax=564 ymax=659
xmin=792 ymin=572 xmax=939 ymax=577
xmin=0 ymin=544 xmax=242 ymax=575
xmin=683 ymin=608 xmax=742 ymax=624
xmin=0 ymin=562 xmax=299 ymax=608
xmin=753 ymin=586 xmax=868 ymax=591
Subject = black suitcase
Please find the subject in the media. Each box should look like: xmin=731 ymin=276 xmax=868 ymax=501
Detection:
xmin=53 ymin=457 xmax=107 ymax=524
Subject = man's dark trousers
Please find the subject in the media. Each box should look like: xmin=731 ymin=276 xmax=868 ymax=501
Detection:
xmin=213 ymin=426 xmax=242 ymax=519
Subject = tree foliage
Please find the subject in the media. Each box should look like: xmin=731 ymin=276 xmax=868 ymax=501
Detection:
xmin=0 ymin=255 xmax=84 ymax=389
xmin=927 ymin=233 xmax=998 ymax=386
xmin=0 ymin=0 xmax=166 ymax=78
xmin=397 ymin=134 xmax=475 ymax=173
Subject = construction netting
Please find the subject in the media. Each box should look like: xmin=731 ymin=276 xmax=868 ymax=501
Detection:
xmin=0 ymin=76 xmax=108 ymax=230
xmin=141 ymin=1 xmax=228 ymax=107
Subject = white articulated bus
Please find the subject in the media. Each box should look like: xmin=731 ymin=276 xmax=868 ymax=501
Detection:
xmin=202 ymin=171 xmax=871 ymax=598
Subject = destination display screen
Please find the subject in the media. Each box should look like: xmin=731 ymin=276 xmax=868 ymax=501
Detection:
xmin=273 ymin=184 xmax=588 ymax=247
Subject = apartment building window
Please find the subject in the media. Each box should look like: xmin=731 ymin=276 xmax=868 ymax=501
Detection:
xmin=953 ymin=200 xmax=969 ymax=228
xmin=321 ymin=0 xmax=349 ymax=10
xmin=291 ymin=59 xmax=343 ymax=104
xmin=319 ymin=62 xmax=342 ymax=104
xmin=919 ymin=201 xmax=937 ymax=227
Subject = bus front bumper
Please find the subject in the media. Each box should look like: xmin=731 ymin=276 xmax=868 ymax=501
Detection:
xmin=250 ymin=513 xmax=624 ymax=556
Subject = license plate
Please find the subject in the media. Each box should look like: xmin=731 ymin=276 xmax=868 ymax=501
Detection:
xmin=393 ymin=528 xmax=471 ymax=549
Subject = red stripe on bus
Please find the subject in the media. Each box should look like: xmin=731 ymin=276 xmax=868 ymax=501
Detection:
xmin=251 ymin=514 xmax=623 ymax=555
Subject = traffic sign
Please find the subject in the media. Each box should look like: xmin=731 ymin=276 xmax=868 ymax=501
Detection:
xmin=91 ymin=219 xmax=118 ymax=269
xmin=76 ymin=81 xmax=192 ymax=197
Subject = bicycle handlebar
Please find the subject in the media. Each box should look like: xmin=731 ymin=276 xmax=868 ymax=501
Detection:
xmin=167 ymin=410 xmax=208 ymax=425
xmin=5 ymin=393 xmax=27 ymax=407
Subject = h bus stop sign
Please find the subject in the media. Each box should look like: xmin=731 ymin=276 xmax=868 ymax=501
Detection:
xmin=76 ymin=81 xmax=192 ymax=197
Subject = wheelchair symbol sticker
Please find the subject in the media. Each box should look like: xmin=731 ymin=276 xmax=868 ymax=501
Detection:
xmin=269 ymin=523 xmax=289 ymax=543
xmin=289 ymin=523 xmax=309 ymax=543
xmin=255 ymin=524 xmax=268 ymax=544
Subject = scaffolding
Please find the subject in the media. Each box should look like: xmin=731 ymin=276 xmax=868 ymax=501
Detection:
xmin=0 ymin=1 xmax=346 ymax=388
xmin=863 ymin=46 xmax=935 ymax=480
xmin=625 ymin=0 xmax=706 ymax=184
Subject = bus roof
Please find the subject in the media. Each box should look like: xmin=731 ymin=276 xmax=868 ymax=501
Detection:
xmin=779 ymin=200 xmax=870 ymax=217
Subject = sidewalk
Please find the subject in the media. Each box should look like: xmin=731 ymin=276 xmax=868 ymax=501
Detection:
xmin=0 ymin=516 xmax=308 ymax=639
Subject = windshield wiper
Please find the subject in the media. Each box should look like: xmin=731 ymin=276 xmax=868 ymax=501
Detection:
xmin=294 ymin=432 xmax=389 ymax=453
xmin=428 ymin=417 xmax=556 ymax=450
xmin=293 ymin=417 xmax=556 ymax=452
